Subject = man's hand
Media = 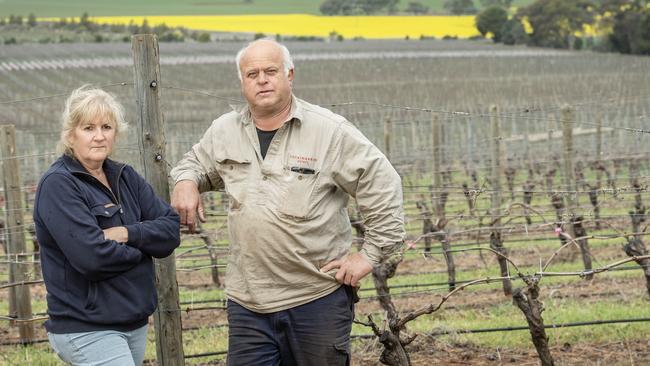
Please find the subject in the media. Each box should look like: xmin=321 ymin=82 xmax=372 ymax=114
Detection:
xmin=171 ymin=180 xmax=205 ymax=233
xmin=103 ymin=226 xmax=128 ymax=243
xmin=320 ymin=252 xmax=373 ymax=287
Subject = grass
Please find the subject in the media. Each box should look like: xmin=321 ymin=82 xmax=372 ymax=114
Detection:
xmin=351 ymin=294 xmax=650 ymax=349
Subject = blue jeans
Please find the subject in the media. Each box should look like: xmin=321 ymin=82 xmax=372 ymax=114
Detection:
xmin=47 ymin=324 xmax=148 ymax=366
xmin=227 ymin=285 xmax=355 ymax=366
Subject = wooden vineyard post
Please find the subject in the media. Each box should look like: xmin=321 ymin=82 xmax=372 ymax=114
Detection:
xmin=489 ymin=106 xmax=512 ymax=296
xmin=561 ymin=106 xmax=593 ymax=279
xmin=131 ymin=34 xmax=185 ymax=365
xmin=0 ymin=124 xmax=35 ymax=344
xmin=592 ymin=113 xmax=603 ymax=229
xmin=384 ymin=117 xmax=392 ymax=161
xmin=432 ymin=113 xmax=455 ymax=291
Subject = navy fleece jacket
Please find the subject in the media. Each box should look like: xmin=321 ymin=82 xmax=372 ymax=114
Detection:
xmin=34 ymin=155 xmax=180 ymax=333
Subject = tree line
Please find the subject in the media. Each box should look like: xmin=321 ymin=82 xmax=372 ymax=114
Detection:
xmin=319 ymin=0 xmax=512 ymax=15
xmin=0 ymin=13 xmax=212 ymax=44
xmin=475 ymin=0 xmax=650 ymax=55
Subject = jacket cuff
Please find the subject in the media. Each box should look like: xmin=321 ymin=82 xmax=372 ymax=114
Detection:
xmin=360 ymin=241 xmax=405 ymax=268
xmin=359 ymin=244 xmax=383 ymax=266
xmin=174 ymin=173 xmax=200 ymax=185
xmin=125 ymin=224 xmax=142 ymax=248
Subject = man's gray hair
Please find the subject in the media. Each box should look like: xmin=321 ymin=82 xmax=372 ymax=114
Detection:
xmin=235 ymin=38 xmax=294 ymax=81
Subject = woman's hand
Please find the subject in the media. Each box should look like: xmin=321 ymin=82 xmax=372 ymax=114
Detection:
xmin=103 ymin=226 xmax=129 ymax=243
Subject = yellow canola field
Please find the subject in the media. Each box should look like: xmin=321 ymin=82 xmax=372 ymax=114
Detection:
xmin=89 ymin=14 xmax=480 ymax=39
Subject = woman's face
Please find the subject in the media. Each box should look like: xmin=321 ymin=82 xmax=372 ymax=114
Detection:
xmin=69 ymin=114 xmax=116 ymax=168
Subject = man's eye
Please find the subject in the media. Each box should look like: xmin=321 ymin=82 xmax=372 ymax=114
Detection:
xmin=266 ymin=69 xmax=277 ymax=75
xmin=247 ymin=72 xmax=257 ymax=78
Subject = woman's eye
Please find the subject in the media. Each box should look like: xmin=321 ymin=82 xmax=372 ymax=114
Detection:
xmin=102 ymin=124 xmax=112 ymax=130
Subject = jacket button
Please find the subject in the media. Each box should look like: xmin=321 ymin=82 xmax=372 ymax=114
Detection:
xmin=104 ymin=211 xmax=109 ymax=215
xmin=297 ymin=175 xmax=303 ymax=180
xmin=262 ymin=176 xmax=268 ymax=181
xmin=230 ymin=165 xmax=234 ymax=170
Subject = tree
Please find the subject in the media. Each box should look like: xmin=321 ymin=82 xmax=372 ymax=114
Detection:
xmin=27 ymin=13 xmax=37 ymax=27
xmin=320 ymin=0 xmax=360 ymax=15
xmin=521 ymin=0 xmax=595 ymax=48
xmin=501 ymin=18 xmax=528 ymax=45
xmin=476 ymin=6 xmax=508 ymax=41
xmin=444 ymin=0 xmax=477 ymax=15
xmin=8 ymin=15 xmax=23 ymax=25
xmin=609 ymin=7 xmax=650 ymax=54
xmin=480 ymin=0 xmax=513 ymax=8
xmin=320 ymin=0 xmax=400 ymax=15
xmin=406 ymin=1 xmax=430 ymax=14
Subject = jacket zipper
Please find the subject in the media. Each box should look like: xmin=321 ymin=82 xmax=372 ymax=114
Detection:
xmin=74 ymin=165 xmax=126 ymax=215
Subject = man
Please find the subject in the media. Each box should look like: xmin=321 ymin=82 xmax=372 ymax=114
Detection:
xmin=170 ymin=39 xmax=405 ymax=365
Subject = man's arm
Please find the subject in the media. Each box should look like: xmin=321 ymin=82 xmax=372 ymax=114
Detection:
xmin=321 ymin=121 xmax=406 ymax=286
xmin=170 ymin=122 xmax=223 ymax=232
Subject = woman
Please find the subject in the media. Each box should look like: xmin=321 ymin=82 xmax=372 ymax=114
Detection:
xmin=33 ymin=86 xmax=181 ymax=365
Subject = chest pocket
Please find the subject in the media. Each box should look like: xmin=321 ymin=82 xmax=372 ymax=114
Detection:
xmin=216 ymin=156 xmax=252 ymax=210
xmin=277 ymin=169 xmax=320 ymax=220
xmin=91 ymin=203 xmax=122 ymax=229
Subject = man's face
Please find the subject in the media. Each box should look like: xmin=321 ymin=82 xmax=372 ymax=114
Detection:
xmin=239 ymin=41 xmax=294 ymax=116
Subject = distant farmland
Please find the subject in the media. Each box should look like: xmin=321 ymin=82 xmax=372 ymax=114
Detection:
xmin=86 ymin=14 xmax=481 ymax=39
xmin=1 ymin=0 xmax=536 ymax=17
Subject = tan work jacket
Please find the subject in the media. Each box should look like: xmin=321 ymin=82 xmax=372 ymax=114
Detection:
xmin=171 ymin=96 xmax=405 ymax=312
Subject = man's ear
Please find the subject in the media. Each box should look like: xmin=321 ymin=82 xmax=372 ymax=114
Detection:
xmin=288 ymin=68 xmax=295 ymax=82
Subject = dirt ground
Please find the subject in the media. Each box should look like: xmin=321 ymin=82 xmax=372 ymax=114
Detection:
xmin=4 ymin=272 xmax=648 ymax=365
xmin=2 ymin=230 xmax=648 ymax=365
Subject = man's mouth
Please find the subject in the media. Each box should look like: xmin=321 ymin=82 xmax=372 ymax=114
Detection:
xmin=257 ymin=90 xmax=273 ymax=96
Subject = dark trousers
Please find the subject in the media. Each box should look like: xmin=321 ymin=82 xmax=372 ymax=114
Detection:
xmin=226 ymin=286 xmax=355 ymax=366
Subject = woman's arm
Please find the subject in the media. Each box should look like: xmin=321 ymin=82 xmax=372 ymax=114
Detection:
xmin=35 ymin=173 xmax=144 ymax=281
xmin=122 ymin=168 xmax=181 ymax=258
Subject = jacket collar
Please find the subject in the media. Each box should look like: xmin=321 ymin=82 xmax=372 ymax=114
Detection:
xmin=61 ymin=154 xmax=125 ymax=187
xmin=231 ymin=94 xmax=304 ymax=126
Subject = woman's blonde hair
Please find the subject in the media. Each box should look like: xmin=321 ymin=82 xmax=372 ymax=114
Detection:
xmin=57 ymin=85 xmax=128 ymax=156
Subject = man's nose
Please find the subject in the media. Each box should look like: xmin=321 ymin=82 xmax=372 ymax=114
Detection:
xmin=257 ymin=72 xmax=268 ymax=83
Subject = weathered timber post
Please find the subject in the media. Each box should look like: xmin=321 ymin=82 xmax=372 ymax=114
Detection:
xmin=489 ymin=106 xmax=512 ymax=296
xmin=131 ymin=34 xmax=184 ymax=364
xmin=432 ymin=114 xmax=455 ymax=291
xmin=561 ymin=106 xmax=593 ymax=279
xmin=1 ymin=125 xmax=35 ymax=344
xmin=384 ymin=118 xmax=392 ymax=161
xmin=591 ymin=114 xmax=603 ymax=229
xmin=595 ymin=114 xmax=603 ymax=190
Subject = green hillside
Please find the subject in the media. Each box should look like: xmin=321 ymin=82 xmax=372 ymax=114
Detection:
xmin=0 ymin=0 xmax=534 ymax=17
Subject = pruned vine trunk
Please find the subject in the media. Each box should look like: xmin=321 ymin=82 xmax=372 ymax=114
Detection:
xmin=513 ymin=278 xmax=555 ymax=366
xmin=625 ymin=159 xmax=648 ymax=296
xmin=490 ymin=231 xmax=512 ymax=295
xmin=571 ymin=216 xmax=593 ymax=280
xmin=370 ymin=249 xmax=412 ymax=366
